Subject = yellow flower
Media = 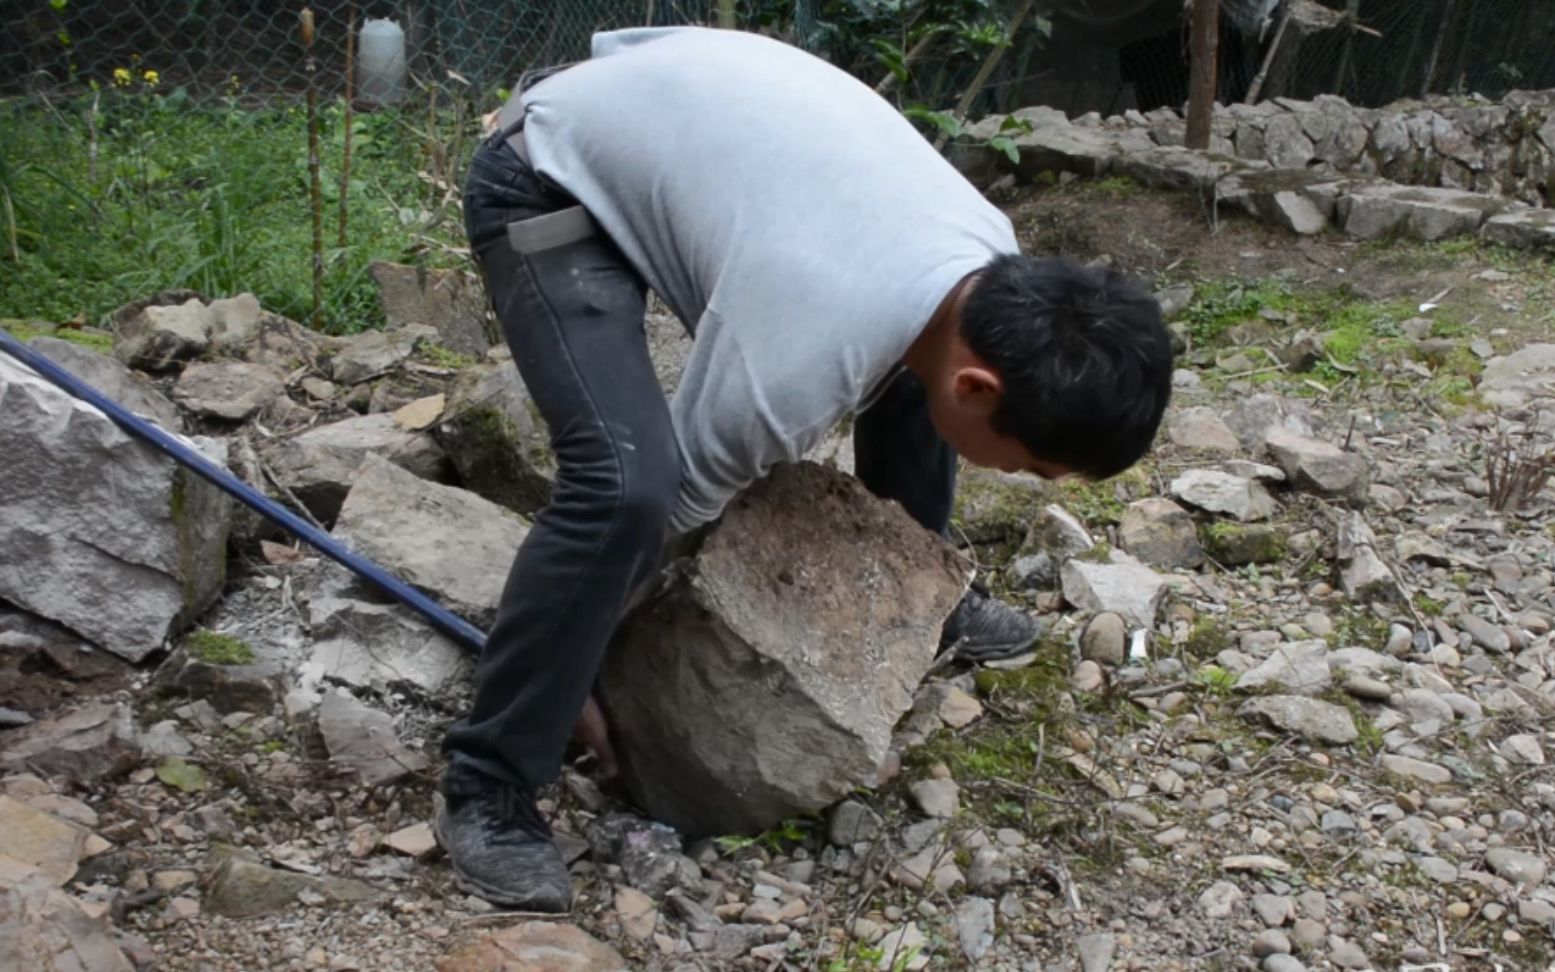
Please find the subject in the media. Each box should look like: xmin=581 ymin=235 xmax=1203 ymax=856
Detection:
xmin=142 ymin=69 xmax=160 ymax=86
xmin=112 ymin=67 xmax=132 ymax=87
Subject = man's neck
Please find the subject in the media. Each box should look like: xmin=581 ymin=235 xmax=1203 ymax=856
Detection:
xmin=904 ymin=270 xmax=976 ymax=383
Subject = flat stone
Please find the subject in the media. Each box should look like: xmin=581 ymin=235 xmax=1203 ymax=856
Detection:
xmin=874 ymin=923 xmax=930 ymax=971
xmin=614 ymin=886 xmax=658 ymax=942
xmin=966 ymin=846 xmax=1012 ymax=894
xmin=1263 ymin=956 xmax=1307 ymax=972
xmin=1480 ymin=343 xmax=1555 ymax=409
xmin=139 ymin=720 xmax=193 ymax=757
xmin=1381 ymin=754 xmax=1451 ymax=784
xmin=27 ymin=336 xmax=182 ymax=431
xmin=828 ymin=800 xmax=882 ymax=847
xmin=1119 ymin=498 xmax=1203 ymax=568
xmin=0 ymin=357 xmax=231 ymax=661
xmin=263 ymin=412 xmax=453 ymax=522
xmin=316 ymin=691 xmax=429 ymax=787
xmin=1239 ymin=696 xmax=1358 ymax=745
xmin=1224 ymin=395 xmax=1314 ymax=452
xmin=935 ymin=687 xmax=983 ymax=728
xmin=0 ymin=702 xmax=141 ymax=784
xmin=1458 ymin=613 xmax=1511 ymax=654
xmin=171 ymin=361 xmax=284 ymax=421
xmin=1061 ymin=560 xmax=1166 ymax=629
xmin=1481 ymin=208 xmax=1555 ymax=251
xmin=329 ymin=324 xmax=437 ymax=385
xmin=1224 ymin=854 xmax=1291 ymax=873
xmin=1236 ymin=640 xmax=1331 ymax=695
xmin=1253 ymin=928 xmax=1292 ymax=957
xmin=435 ymin=921 xmax=630 ymax=972
xmin=0 ymin=864 xmax=134 ymax=971
xmin=333 ymin=454 xmax=530 ymax=631
xmin=1171 ymin=469 xmax=1279 ymax=522
xmin=0 ymin=796 xmax=90 ymax=885
xmin=382 ymin=822 xmax=437 ymax=858
xmin=1251 ymin=893 xmax=1294 ymax=927
xmin=205 ymin=846 xmax=375 ymax=919
xmin=1337 ymin=513 xmax=1399 ymax=602
xmin=1328 ymin=936 xmax=1370 ymax=969
xmin=304 ymin=564 xmax=469 ymax=697
xmin=601 ymin=461 xmax=970 ymax=837
xmin=1077 ymin=931 xmax=1117 ymax=972
xmin=1337 ymin=184 xmax=1504 ymax=242
xmin=1167 ymin=407 xmax=1241 ymax=453
xmin=1502 ymin=733 xmax=1546 ymax=765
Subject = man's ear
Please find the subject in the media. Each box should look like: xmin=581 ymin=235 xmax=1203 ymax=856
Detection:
xmin=951 ymin=366 xmax=1003 ymax=413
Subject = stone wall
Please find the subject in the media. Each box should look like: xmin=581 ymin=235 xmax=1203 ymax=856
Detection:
xmin=964 ymin=90 xmax=1555 ymax=250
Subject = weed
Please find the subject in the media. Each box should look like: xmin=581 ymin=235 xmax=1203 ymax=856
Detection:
xmin=1179 ymin=278 xmax=1296 ymax=347
xmin=185 ymin=629 xmax=255 ymax=665
xmin=1326 ymin=610 xmax=1391 ymax=651
xmin=1092 ymin=175 xmax=1141 ymax=198
xmin=418 ymin=341 xmax=477 ymax=370
xmin=0 ymin=320 xmax=114 ymax=354
xmin=1184 ymin=618 xmax=1231 ymax=660
xmin=714 ymin=817 xmax=809 ymax=855
xmin=1414 ymin=594 xmax=1446 ymax=618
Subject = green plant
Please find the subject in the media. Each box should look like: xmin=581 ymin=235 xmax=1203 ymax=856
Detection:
xmin=715 ymin=817 xmax=809 ymax=855
xmin=1193 ymin=664 xmax=1239 ymax=696
xmin=185 ymin=629 xmax=255 ymax=665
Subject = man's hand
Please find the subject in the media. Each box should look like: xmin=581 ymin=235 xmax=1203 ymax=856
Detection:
xmin=572 ymin=694 xmax=617 ymax=781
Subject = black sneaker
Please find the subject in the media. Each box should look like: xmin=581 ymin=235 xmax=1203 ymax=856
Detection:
xmin=939 ymin=584 xmax=1045 ymax=663
xmin=434 ymin=784 xmax=573 ymax=912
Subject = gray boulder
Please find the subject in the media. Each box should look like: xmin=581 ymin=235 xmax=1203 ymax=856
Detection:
xmin=26 ymin=336 xmax=183 ymax=432
xmin=1264 ymin=427 xmax=1368 ymax=502
xmin=369 ymin=261 xmax=495 ymax=359
xmin=304 ymin=564 xmax=470 ymax=696
xmin=1010 ymin=505 xmax=1094 ymax=589
xmin=0 ymin=869 xmax=134 ymax=972
xmin=1119 ymin=498 xmax=1203 ymax=569
xmin=172 ymin=361 xmax=285 ymax=422
xmin=1337 ymin=513 xmax=1399 ymax=602
xmin=0 ymin=357 xmax=231 ymax=662
xmin=333 ymin=454 xmax=530 ymax=630
xmin=1223 ymin=395 xmax=1314 ymax=452
xmin=1167 ymin=407 xmax=1241 ymax=454
xmin=1171 ymin=470 xmax=1279 ymax=522
xmin=0 ymin=702 xmax=140 ymax=784
xmin=1336 ymin=184 xmax=1504 ymax=242
xmin=1236 ymin=640 xmax=1331 ymax=695
xmin=1481 ymin=208 xmax=1555 ymax=251
xmin=432 ymin=359 xmax=554 ymax=516
xmin=327 ymin=324 xmax=437 ymax=385
xmin=114 ymin=298 xmax=211 ymax=370
xmin=316 ymin=691 xmax=429 ymax=787
xmin=1480 ymin=343 xmax=1555 ymax=409
xmin=1239 ymin=695 xmax=1358 ymax=745
xmin=262 ymin=412 xmax=452 ymax=523
xmin=600 ymin=461 xmax=972 ymax=837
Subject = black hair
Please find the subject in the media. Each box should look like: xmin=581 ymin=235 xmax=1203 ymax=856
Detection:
xmin=959 ymin=254 xmax=1173 ymax=480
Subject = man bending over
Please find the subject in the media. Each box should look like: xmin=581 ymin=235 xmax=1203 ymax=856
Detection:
xmin=438 ymin=25 xmax=1173 ymax=911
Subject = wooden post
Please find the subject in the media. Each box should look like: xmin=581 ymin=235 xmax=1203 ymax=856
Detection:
xmin=1185 ymin=0 xmax=1220 ymax=151
xmin=1420 ymin=0 xmax=1457 ymax=97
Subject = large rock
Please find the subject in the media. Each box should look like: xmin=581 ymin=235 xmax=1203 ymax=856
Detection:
xmin=26 ymin=336 xmax=183 ymax=432
xmin=1171 ymin=470 xmax=1279 ymax=522
xmin=114 ymin=298 xmax=211 ymax=370
xmin=328 ymin=324 xmax=437 ymax=385
xmin=304 ymin=565 xmax=469 ymax=696
xmin=1336 ymin=184 xmax=1504 ymax=242
xmin=369 ymin=262 xmax=494 ymax=359
xmin=334 ymin=455 xmax=529 ymax=630
xmin=1060 ymin=559 xmax=1166 ymax=629
xmin=600 ymin=461 xmax=972 ymax=837
xmin=0 ymin=865 xmax=134 ymax=972
xmin=0 ymin=357 xmax=231 ymax=661
xmin=1264 ymin=427 xmax=1368 ymax=502
xmin=1480 ymin=343 xmax=1555 ymax=409
xmin=0 ymin=702 xmax=140 ymax=784
xmin=432 ymin=360 xmax=554 ymax=516
xmin=263 ymin=412 xmax=453 ymax=523
xmin=1118 ymin=498 xmax=1202 ymax=569
xmin=1223 ymin=395 xmax=1314 ymax=452
xmin=0 ymin=796 xmax=93 ymax=886
xmin=171 ymin=361 xmax=285 ymax=422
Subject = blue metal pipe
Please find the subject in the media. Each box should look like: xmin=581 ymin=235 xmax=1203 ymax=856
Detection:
xmin=0 ymin=327 xmax=488 ymax=655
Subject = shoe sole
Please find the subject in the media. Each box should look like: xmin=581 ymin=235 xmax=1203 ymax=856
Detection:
xmin=433 ymin=809 xmax=575 ymax=914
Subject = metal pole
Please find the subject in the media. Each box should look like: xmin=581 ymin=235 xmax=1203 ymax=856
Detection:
xmin=0 ymin=329 xmax=488 ymax=655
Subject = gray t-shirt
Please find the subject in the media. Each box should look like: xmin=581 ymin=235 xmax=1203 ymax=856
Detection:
xmin=514 ymin=26 xmax=1019 ymax=532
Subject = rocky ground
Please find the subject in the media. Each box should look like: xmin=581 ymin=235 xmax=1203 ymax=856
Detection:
xmin=3 ymin=177 xmax=1555 ymax=972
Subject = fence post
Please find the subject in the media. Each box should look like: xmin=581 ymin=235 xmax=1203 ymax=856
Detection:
xmin=1185 ymin=0 xmax=1220 ymax=150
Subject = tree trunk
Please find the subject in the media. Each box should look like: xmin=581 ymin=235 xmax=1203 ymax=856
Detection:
xmin=1420 ymin=0 xmax=1458 ymax=97
xmin=1185 ymin=0 xmax=1220 ymax=150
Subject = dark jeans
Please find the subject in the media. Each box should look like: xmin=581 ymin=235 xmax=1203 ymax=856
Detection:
xmin=441 ymin=118 xmax=957 ymax=794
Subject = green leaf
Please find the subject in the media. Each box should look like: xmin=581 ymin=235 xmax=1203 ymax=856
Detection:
xmin=870 ymin=38 xmax=908 ymax=84
xmin=999 ymin=115 xmax=1034 ymax=135
xmin=156 ymin=756 xmax=208 ymax=793
xmin=988 ymin=135 xmax=1020 ymax=164
xmin=51 ymin=0 xmax=68 ymax=10
xmin=903 ymin=106 xmax=962 ymax=140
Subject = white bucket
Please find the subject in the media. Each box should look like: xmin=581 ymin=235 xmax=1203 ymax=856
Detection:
xmin=358 ymin=17 xmax=407 ymax=106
